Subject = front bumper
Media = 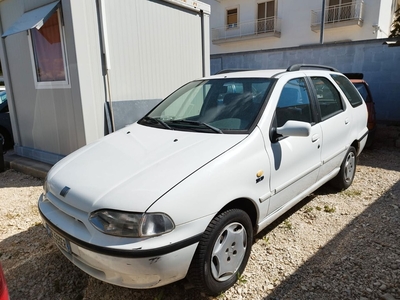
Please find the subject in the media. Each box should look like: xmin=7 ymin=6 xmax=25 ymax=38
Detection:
xmin=38 ymin=194 xmax=203 ymax=288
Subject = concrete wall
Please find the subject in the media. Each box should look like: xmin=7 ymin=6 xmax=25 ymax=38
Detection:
xmin=210 ymin=39 xmax=400 ymax=123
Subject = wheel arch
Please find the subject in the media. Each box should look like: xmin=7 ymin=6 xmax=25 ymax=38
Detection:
xmin=351 ymin=139 xmax=360 ymax=156
xmin=216 ymin=197 xmax=259 ymax=230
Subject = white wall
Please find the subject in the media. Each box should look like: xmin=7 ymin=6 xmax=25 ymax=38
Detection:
xmin=102 ymin=0 xmax=205 ymax=102
xmin=203 ymin=0 xmax=395 ymax=54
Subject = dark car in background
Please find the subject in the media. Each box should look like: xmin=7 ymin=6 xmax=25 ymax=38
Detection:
xmin=0 ymin=91 xmax=14 ymax=151
xmin=345 ymin=73 xmax=377 ymax=147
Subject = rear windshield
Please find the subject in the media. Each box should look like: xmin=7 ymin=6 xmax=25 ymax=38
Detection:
xmin=331 ymin=74 xmax=363 ymax=107
xmin=139 ymin=78 xmax=274 ymax=133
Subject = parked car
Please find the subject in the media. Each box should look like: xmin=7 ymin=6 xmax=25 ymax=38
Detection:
xmin=0 ymin=91 xmax=14 ymax=150
xmin=0 ymin=263 xmax=9 ymax=300
xmin=345 ymin=73 xmax=376 ymax=147
xmin=38 ymin=64 xmax=368 ymax=296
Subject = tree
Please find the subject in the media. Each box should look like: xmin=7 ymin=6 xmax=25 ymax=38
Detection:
xmin=389 ymin=7 xmax=400 ymax=38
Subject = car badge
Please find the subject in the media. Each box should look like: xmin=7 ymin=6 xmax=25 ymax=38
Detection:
xmin=60 ymin=186 xmax=70 ymax=197
xmin=256 ymin=170 xmax=264 ymax=183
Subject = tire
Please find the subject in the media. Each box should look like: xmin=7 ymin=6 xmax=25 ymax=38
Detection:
xmin=0 ymin=127 xmax=12 ymax=151
xmin=331 ymin=146 xmax=357 ymax=190
xmin=188 ymin=209 xmax=253 ymax=296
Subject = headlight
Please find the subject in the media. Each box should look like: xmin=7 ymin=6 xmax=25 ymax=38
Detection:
xmin=89 ymin=210 xmax=175 ymax=238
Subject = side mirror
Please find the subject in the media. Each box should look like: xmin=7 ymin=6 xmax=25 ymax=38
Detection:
xmin=276 ymin=120 xmax=311 ymax=138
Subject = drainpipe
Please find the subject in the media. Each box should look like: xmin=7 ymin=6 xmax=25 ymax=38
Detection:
xmin=96 ymin=0 xmax=115 ymax=133
xmin=320 ymin=0 xmax=326 ymax=44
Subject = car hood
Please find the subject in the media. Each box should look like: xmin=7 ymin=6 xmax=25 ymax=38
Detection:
xmin=47 ymin=123 xmax=246 ymax=213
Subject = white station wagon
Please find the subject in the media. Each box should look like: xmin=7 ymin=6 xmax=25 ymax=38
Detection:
xmin=38 ymin=64 xmax=368 ymax=295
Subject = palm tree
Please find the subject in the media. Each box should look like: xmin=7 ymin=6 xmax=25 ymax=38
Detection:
xmin=389 ymin=8 xmax=400 ymax=38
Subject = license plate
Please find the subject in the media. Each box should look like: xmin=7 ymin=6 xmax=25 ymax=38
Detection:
xmin=46 ymin=224 xmax=71 ymax=254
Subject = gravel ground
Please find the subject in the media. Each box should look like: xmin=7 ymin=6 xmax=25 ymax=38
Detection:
xmin=0 ymin=125 xmax=399 ymax=300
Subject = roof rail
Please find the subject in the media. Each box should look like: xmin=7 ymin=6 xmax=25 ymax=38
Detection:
xmin=287 ymin=64 xmax=339 ymax=72
xmin=215 ymin=69 xmax=254 ymax=75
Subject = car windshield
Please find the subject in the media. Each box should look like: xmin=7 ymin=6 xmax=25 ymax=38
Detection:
xmin=139 ymin=78 xmax=274 ymax=133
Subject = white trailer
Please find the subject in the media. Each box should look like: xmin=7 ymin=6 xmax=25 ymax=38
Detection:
xmin=0 ymin=0 xmax=210 ymax=164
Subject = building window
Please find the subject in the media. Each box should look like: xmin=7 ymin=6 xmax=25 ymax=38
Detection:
xmin=257 ymin=1 xmax=276 ymax=33
xmin=29 ymin=9 xmax=69 ymax=88
xmin=227 ymin=8 xmax=238 ymax=29
xmin=327 ymin=0 xmax=354 ymax=23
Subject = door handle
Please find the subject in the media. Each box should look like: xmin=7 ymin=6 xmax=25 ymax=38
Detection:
xmin=345 ymin=118 xmax=350 ymax=124
xmin=312 ymin=134 xmax=319 ymax=142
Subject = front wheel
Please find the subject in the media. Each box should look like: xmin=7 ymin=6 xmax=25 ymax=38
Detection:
xmin=188 ymin=209 xmax=253 ymax=296
xmin=331 ymin=146 xmax=357 ymax=190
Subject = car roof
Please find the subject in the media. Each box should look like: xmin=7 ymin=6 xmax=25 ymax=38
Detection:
xmin=203 ymin=64 xmax=341 ymax=80
xmin=207 ymin=69 xmax=286 ymax=79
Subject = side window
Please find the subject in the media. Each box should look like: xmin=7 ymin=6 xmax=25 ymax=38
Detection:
xmin=28 ymin=9 xmax=69 ymax=89
xmin=311 ymin=77 xmax=343 ymax=120
xmin=275 ymin=78 xmax=312 ymax=127
xmin=331 ymin=74 xmax=364 ymax=107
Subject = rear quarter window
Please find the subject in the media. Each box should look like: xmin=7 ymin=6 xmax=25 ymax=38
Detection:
xmin=331 ymin=74 xmax=363 ymax=107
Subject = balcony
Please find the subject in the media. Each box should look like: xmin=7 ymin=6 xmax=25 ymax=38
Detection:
xmin=311 ymin=1 xmax=364 ymax=32
xmin=212 ymin=17 xmax=281 ymax=44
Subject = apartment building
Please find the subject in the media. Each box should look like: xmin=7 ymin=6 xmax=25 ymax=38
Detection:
xmin=202 ymin=0 xmax=399 ymax=55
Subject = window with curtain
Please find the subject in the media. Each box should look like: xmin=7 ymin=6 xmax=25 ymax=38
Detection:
xmin=227 ymin=8 xmax=238 ymax=28
xmin=30 ymin=10 xmax=68 ymax=85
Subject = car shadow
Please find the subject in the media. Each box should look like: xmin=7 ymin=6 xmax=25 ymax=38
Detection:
xmin=0 ymin=169 xmax=43 ymax=189
xmin=264 ymin=178 xmax=400 ymax=300
xmin=0 ymin=223 xmax=211 ymax=299
xmin=0 ymin=225 xmax=89 ymax=299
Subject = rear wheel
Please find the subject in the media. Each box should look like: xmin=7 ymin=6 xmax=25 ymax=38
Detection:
xmin=331 ymin=146 xmax=357 ymax=190
xmin=188 ymin=209 xmax=253 ymax=296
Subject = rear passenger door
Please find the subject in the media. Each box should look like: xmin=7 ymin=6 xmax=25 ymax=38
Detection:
xmin=309 ymin=76 xmax=351 ymax=180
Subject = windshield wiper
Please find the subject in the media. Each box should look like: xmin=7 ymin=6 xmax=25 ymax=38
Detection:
xmin=142 ymin=116 xmax=172 ymax=130
xmin=171 ymin=119 xmax=223 ymax=134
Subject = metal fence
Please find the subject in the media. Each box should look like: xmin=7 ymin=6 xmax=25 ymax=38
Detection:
xmin=212 ymin=16 xmax=281 ymax=41
xmin=311 ymin=0 xmax=364 ymax=27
